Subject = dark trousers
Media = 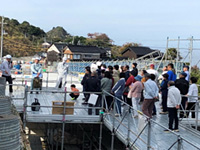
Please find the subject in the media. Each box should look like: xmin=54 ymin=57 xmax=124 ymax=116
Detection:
xmin=124 ymin=95 xmax=132 ymax=106
xmin=2 ymin=75 xmax=13 ymax=93
xmin=104 ymin=96 xmax=113 ymax=111
xmin=162 ymin=95 xmax=168 ymax=112
xmin=69 ymin=93 xmax=79 ymax=99
xmin=153 ymin=104 xmax=157 ymax=114
xmin=168 ymin=107 xmax=178 ymax=130
xmin=186 ymin=102 xmax=196 ymax=118
xmin=142 ymin=99 xmax=155 ymax=118
xmin=180 ymin=97 xmax=187 ymax=118
xmin=58 ymin=81 xmax=62 ymax=88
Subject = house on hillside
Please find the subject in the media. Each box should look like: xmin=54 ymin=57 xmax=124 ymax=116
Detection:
xmin=121 ymin=46 xmax=162 ymax=60
xmin=47 ymin=43 xmax=68 ymax=62
xmin=63 ymin=45 xmax=110 ymax=61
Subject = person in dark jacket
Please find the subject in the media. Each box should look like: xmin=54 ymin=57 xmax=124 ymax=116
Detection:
xmin=81 ymin=66 xmax=91 ymax=100
xmin=124 ymin=65 xmax=130 ymax=81
xmin=131 ymin=63 xmax=138 ymax=77
xmin=83 ymin=71 xmax=101 ymax=115
xmin=112 ymin=73 xmax=126 ymax=117
xmin=160 ymin=73 xmax=169 ymax=114
xmin=167 ymin=63 xmax=177 ymax=81
xmin=175 ymin=72 xmax=189 ymax=118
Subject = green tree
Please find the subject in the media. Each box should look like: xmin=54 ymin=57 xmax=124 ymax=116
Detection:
xmin=164 ymin=48 xmax=182 ymax=60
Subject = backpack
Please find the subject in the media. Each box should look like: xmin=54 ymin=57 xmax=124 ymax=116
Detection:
xmin=31 ymin=98 xmax=40 ymax=111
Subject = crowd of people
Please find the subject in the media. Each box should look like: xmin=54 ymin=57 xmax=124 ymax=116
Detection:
xmin=80 ymin=62 xmax=199 ymax=132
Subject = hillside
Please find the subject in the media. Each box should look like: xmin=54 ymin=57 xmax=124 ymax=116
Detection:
xmin=47 ymin=26 xmax=70 ymax=42
xmin=0 ymin=16 xmax=46 ymax=57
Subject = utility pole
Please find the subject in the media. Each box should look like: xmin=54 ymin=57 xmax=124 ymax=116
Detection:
xmin=0 ymin=16 xmax=4 ymax=59
xmin=0 ymin=16 xmax=7 ymax=59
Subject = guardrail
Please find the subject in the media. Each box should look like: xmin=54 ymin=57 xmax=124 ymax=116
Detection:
xmin=102 ymin=90 xmax=200 ymax=150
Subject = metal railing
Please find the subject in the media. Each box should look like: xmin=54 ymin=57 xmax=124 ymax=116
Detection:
xmin=102 ymin=90 xmax=200 ymax=150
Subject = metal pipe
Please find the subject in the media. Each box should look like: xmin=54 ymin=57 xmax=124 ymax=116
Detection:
xmin=176 ymin=36 xmax=180 ymax=75
xmin=23 ymin=85 xmax=28 ymax=130
xmin=46 ymin=72 xmax=49 ymax=88
xmin=126 ymin=106 xmax=131 ymax=149
xmin=177 ymin=136 xmax=182 ymax=150
xmin=195 ymin=101 xmax=199 ymax=130
xmin=147 ymin=120 xmax=151 ymax=150
xmin=61 ymin=87 xmax=67 ymax=150
xmin=1 ymin=16 xmax=4 ymax=58
xmin=111 ymin=97 xmax=116 ymax=150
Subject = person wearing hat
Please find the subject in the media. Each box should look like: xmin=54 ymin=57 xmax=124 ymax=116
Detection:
xmin=175 ymin=71 xmax=189 ymax=118
xmin=31 ymin=57 xmax=42 ymax=94
xmin=183 ymin=66 xmax=190 ymax=81
xmin=147 ymin=64 xmax=158 ymax=82
xmin=131 ymin=63 xmax=138 ymax=77
xmin=55 ymin=57 xmax=68 ymax=89
xmin=128 ymin=75 xmax=143 ymax=117
xmin=160 ymin=73 xmax=169 ymax=114
xmin=1 ymin=55 xmax=13 ymax=96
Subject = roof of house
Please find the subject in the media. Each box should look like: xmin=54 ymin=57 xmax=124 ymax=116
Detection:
xmin=121 ymin=46 xmax=156 ymax=56
xmin=66 ymin=45 xmax=104 ymax=53
xmin=54 ymin=43 xmax=68 ymax=51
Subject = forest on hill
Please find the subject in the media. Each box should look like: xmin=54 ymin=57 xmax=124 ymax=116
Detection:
xmin=0 ymin=16 xmax=139 ymax=58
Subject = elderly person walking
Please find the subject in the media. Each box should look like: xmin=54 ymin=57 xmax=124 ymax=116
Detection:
xmin=1 ymin=55 xmax=13 ymax=96
xmin=142 ymin=73 xmax=159 ymax=118
xmin=128 ymin=75 xmax=143 ymax=117
xmin=164 ymin=81 xmax=181 ymax=132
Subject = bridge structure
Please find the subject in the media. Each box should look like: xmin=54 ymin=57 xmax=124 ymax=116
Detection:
xmin=9 ymin=68 xmax=200 ymax=150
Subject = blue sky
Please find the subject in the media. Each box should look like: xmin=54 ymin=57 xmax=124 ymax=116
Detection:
xmin=1 ymin=0 xmax=200 ymax=64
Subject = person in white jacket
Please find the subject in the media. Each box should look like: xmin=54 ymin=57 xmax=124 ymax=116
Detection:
xmin=55 ymin=57 xmax=68 ymax=89
xmin=165 ymin=81 xmax=181 ymax=132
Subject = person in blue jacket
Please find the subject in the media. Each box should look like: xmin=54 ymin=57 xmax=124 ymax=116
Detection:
xmin=167 ymin=63 xmax=177 ymax=81
xmin=111 ymin=72 xmax=125 ymax=117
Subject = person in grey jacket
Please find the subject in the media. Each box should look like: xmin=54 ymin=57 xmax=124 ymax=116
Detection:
xmin=165 ymin=81 xmax=181 ymax=132
xmin=101 ymin=71 xmax=113 ymax=111
xmin=111 ymin=73 xmax=125 ymax=116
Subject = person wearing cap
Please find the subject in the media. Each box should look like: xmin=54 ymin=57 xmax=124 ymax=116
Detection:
xmin=31 ymin=57 xmax=42 ymax=93
xmin=183 ymin=66 xmax=190 ymax=81
xmin=128 ymin=75 xmax=143 ymax=117
xmin=55 ymin=57 xmax=68 ymax=89
xmin=160 ymin=73 xmax=169 ymax=114
xmin=1 ymin=55 xmax=13 ymax=96
xmin=175 ymin=71 xmax=189 ymax=118
xmin=131 ymin=63 xmax=138 ymax=77
xmin=147 ymin=64 xmax=158 ymax=82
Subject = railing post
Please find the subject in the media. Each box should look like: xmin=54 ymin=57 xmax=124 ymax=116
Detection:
xmin=61 ymin=87 xmax=67 ymax=150
xmin=126 ymin=106 xmax=131 ymax=150
xmin=195 ymin=101 xmax=199 ymax=130
xmin=147 ymin=120 xmax=151 ymax=150
xmin=177 ymin=136 xmax=182 ymax=150
xmin=111 ymin=97 xmax=116 ymax=150
xmin=46 ymin=71 xmax=49 ymax=88
xmin=23 ymin=85 xmax=28 ymax=130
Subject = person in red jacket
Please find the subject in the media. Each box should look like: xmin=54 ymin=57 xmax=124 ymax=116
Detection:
xmin=123 ymin=70 xmax=136 ymax=106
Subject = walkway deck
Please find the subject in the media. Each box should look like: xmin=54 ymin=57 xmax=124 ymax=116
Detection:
xmin=10 ymin=74 xmax=200 ymax=150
